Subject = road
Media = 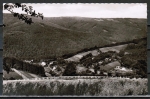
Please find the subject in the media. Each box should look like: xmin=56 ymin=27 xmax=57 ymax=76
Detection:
xmin=11 ymin=68 xmax=37 ymax=79
xmin=11 ymin=68 xmax=28 ymax=79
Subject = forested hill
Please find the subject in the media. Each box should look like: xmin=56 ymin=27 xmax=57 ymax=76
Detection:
xmin=3 ymin=13 xmax=147 ymax=60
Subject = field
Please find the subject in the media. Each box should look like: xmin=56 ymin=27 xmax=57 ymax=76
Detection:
xmin=66 ymin=44 xmax=128 ymax=62
xmin=3 ymin=78 xmax=147 ymax=96
xmin=3 ymin=70 xmax=22 ymax=80
xmin=100 ymin=61 xmax=121 ymax=71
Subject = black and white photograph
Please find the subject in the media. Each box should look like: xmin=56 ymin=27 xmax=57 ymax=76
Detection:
xmin=3 ymin=3 xmax=147 ymax=96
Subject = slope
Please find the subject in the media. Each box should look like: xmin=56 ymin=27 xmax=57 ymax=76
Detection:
xmin=3 ymin=14 xmax=147 ymax=60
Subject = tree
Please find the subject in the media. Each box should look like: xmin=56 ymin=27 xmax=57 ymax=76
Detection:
xmin=63 ymin=62 xmax=77 ymax=76
xmin=108 ymin=72 xmax=112 ymax=76
xmin=118 ymin=50 xmax=125 ymax=57
xmin=57 ymin=57 xmax=66 ymax=64
xmin=3 ymin=3 xmax=44 ymax=26
xmin=94 ymin=63 xmax=100 ymax=75
xmin=3 ymin=57 xmax=14 ymax=74
xmin=4 ymin=65 xmax=10 ymax=74
xmin=80 ymin=53 xmax=92 ymax=63
xmin=93 ymin=52 xmax=111 ymax=63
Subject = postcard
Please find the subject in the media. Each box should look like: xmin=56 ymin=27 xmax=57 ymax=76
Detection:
xmin=3 ymin=3 xmax=147 ymax=96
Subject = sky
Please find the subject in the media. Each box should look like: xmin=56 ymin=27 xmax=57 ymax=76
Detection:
xmin=3 ymin=3 xmax=147 ymax=18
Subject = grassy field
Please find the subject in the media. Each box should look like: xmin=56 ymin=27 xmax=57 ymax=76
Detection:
xmin=3 ymin=14 xmax=146 ymax=60
xmin=3 ymin=70 xmax=22 ymax=80
xmin=66 ymin=44 xmax=128 ymax=62
xmin=100 ymin=61 xmax=121 ymax=72
xmin=3 ymin=78 xmax=147 ymax=96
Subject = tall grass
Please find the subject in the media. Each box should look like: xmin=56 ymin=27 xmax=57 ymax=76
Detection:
xmin=3 ymin=78 xmax=147 ymax=96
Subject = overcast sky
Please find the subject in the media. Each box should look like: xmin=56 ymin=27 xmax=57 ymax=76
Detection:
xmin=3 ymin=3 xmax=147 ymax=18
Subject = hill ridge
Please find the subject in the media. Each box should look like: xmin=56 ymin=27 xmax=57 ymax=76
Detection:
xmin=3 ymin=13 xmax=147 ymax=59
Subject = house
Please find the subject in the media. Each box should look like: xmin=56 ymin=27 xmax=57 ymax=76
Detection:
xmin=103 ymin=72 xmax=108 ymax=76
xmin=105 ymin=58 xmax=109 ymax=62
xmin=124 ymin=52 xmax=130 ymax=55
xmin=112 ymin=42 xmax=116 ymax=44
xmin=41 ymin=62 xmax=46 ymax=66
xmin=98 ymin=61 xmax=103 ymax=65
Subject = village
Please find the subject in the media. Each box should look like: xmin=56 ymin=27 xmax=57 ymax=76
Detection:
xmin=43 ymin=48 xmax=134 ymax=78
xmin=3 ymin=40 xmax=147 ymax=80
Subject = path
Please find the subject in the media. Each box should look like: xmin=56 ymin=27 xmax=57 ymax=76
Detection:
xmin=11 ymin=68 xmax=28 ymax=79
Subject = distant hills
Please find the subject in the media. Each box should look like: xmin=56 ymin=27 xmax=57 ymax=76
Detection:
xmin=3 ymin=13 xmax=147 ymax=60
